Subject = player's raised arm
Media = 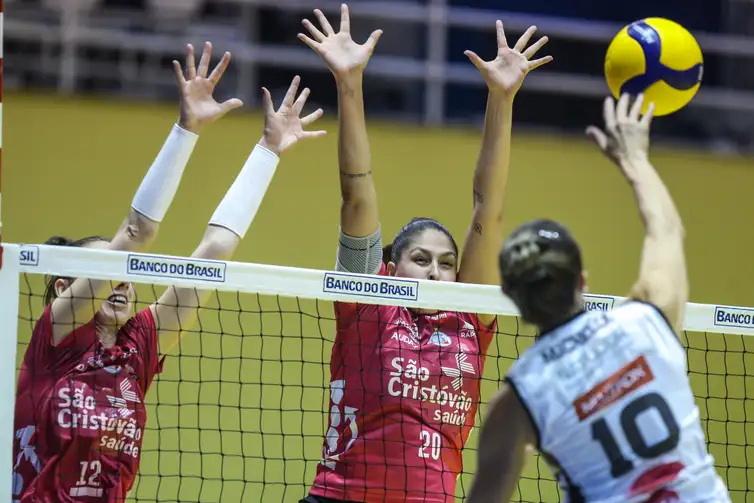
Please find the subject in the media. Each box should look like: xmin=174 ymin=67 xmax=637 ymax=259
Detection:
xmin=587 ymin=94 xmax=687 ymax=332
xmin=300 ymin=4 xmax=385 ymax=274
xmin=49 ymin=42 xmax=242 ymax=346
xmin=457 ymin=21 xmax=551 ymax=324
xmin=152 ymin=76 xmax=325 ymax=352
xmin=466 ymin=382 xmax=536 ymax=503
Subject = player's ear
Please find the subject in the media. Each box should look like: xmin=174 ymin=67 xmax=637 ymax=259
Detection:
xmin=386 ymin=261 xmax=397 ymax=276
xmin=579 ymin=270 xmax=588 ymax=293
xmin=54 ymin=278 xmax=71 ymax=297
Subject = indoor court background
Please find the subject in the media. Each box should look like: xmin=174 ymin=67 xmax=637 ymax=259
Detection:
xmin=6 ymin=93 xmax=754 ymax=501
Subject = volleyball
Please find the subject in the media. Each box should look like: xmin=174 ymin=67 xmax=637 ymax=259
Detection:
xmin=604 ymin=18 xmax=703 ymax=116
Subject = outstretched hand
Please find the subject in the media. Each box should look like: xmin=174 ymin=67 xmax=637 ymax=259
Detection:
xmin=586 ymin=93 xmax=654 ymax=168
xmin=298 ymin=4 xmax=382 ymax=79
xmin=173 ymin=42 xmax=243 ymax=134
xmin=465 ymin=21 xmax=552 ymax=99
xmin=259 ymin=76 xmax=326 ymax=155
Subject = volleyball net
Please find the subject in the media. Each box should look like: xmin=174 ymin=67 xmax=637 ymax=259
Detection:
xmin=2 ymin=243 xmax=752 ymax=502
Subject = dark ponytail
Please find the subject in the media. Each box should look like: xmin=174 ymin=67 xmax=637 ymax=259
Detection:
xmin=382 ymin=243 xmax=394 ymax=265
xmin=43 ymin=235 xmax=109 ymax=305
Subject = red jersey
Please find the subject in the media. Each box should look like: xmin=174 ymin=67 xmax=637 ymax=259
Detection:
xmin=12 ymin=306 xmax=163 ymax=502
xmin=310 ymin=264 xmax=496 ymax=503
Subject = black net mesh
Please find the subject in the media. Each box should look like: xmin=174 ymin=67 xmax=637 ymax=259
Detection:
xmin=13 ymin=271 xmax=753 ymax=502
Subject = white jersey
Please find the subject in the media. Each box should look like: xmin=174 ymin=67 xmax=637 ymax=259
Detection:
xmin=507 ymin=301 xmax=730 ymax=503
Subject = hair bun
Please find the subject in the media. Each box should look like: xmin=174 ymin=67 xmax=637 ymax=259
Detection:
xmin=44 ymin=236 xmax=73 ymax=247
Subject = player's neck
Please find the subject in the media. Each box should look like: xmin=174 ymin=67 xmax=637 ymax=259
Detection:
xmin=536 ymin=305 xmax=586 ymax=336
xmin=95 ymin=324 xmax=118 ymax=348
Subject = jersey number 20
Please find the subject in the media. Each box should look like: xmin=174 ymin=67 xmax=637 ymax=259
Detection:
xmin=591 ymin=392 xmax=680 ymax=478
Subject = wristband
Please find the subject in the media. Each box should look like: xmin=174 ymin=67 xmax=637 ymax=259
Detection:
xmin=131 ymin=124 xmax=198 ymax=222
xmin=209 ymin=144 xmax=280 ymax=239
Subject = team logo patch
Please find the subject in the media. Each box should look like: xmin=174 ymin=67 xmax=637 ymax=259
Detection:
xmin=428 ymin=330 xmax=452 ymax=347
xmin=573 ymin=355 xmax=654 ymax=421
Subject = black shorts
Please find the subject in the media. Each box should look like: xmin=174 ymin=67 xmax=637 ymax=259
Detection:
xmin=299 ymin=496 xmax=361 ymax=503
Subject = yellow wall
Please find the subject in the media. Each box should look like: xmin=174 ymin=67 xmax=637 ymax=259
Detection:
xmin=6 ymin=93 xmax=754 ymax=306
xmin=7 ymin=93 xmax=754 ymax=502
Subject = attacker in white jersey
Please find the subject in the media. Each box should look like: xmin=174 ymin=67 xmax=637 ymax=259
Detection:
xmin=466 ymin=93 xmax=731 ymax=503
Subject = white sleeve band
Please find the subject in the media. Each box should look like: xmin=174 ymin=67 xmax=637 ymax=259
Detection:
xmin=209 ymin=144 xmax=280 ymax=239
xmin=131 ymin=124 xmax=199 ymax=222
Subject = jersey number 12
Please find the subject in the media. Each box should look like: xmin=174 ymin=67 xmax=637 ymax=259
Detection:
xmin=591 ymin=392 xmax=680 ymax=478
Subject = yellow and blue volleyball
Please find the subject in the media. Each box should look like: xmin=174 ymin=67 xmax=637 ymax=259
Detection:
xmin=604 ymin=18 xmax=703 ymax=116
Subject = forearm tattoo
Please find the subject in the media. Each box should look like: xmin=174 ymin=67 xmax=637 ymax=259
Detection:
xmin=340 ymin=171 xmax=372 ymax=179
xmin=474 ymin=222 xmax=483 ymax=235
xmin=473 ymin=189 xmax=484 ymax=204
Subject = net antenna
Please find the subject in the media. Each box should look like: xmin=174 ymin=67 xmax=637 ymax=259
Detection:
xmin=0 ymin=0 xmax=4 ymax=263
xmin=0 ymin=5 xmax=10 ymax=503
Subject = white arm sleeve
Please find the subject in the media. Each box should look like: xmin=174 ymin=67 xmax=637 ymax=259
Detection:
xmin=209 ymin=145 xmax=280 ymax=239
xmin=131 ymin=124 xmax=198 ymax=222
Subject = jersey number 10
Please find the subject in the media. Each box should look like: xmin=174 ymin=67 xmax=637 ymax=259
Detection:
xmin=591 ymin=392 xmax=680 ymax=478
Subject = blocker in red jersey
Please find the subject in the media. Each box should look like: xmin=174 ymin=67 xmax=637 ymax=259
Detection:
xmin=11 ymin=41 xmax=326 ymax=502
xmin=297 ymin=4 xmax=552 ymax=502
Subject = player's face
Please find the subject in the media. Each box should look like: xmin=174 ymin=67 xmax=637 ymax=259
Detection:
xmin=84 ymin=240 xmax=136 ymax=327
xmin=389 ymin=228 xmax=458 ymax=282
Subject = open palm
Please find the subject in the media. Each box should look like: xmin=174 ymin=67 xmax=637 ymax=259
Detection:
xmin=173 ymin=42 xmax=243 ymax=134
xmin=298 ymin=4 xmax=382 ymax=78
xmin=261 ymin=76 xmax=326 ymax=155
xmin=465 ymin=21 xmax=552 ymax=98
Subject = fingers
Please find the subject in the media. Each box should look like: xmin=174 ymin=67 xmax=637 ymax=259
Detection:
xmin=281 ymin=76 xmax=302 ymax=110
xmin=292 ymin=87 xmax=311 ymax=115
xmin=585 ymin=126 xmax=609 ymax=151
xmin=301 ymin=108 xmax=325 ymax=127
xmin=297 ymin=33 xmax=321 ymax=52
xmin=261 ymin=87 xmax=275 ymax=115
xmin=185 ymin=44 xmax=196 ymax=80
xmin=314 ymin=9 xmax=335 ymax=35
xmin=340 ymin=3 xmax=350 ymax=34
xmin=464 ymin=50 xmax=486 ymax=71
xmin=302 ymin=130 xmax=328 ymax=139
xmin=208 ymin=51 xmax=232 ymax=86
xmin=219 ymin=98 xmax=244 ymax=114
xmin=616 ymin=92 xmax=631 ymax=123
xmin=365 ymin=29 xmax=383 ymax=52
xmin=523 ymin=35 xmax=549 ymax=60
xmin=603 ymin=96 xmax=617 ymax=134
xmin=514 ymin=25 xmax=537 ymax=53
xmin=528 ymin=55 xmax=553 ymax=71
xmin=172 ymin=60 xmax=186 ymax=87
xmin=197 ymin=41 xmax=212 ymax=78
xmin=496 ymin=20 xmax=508 ymax=49
xmin=640 ymin=101 xmax=655 ymax=127
xmin=302 ymin=19 xmax=326 ymax=43
xmin=629 ymin=93 xmax=644 ymax=121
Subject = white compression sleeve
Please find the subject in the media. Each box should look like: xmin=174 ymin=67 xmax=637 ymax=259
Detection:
xmin=131 ymin=124 xmax=198 ymax=222
xmin=209 ymin=144 xmax=280 ymax=239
